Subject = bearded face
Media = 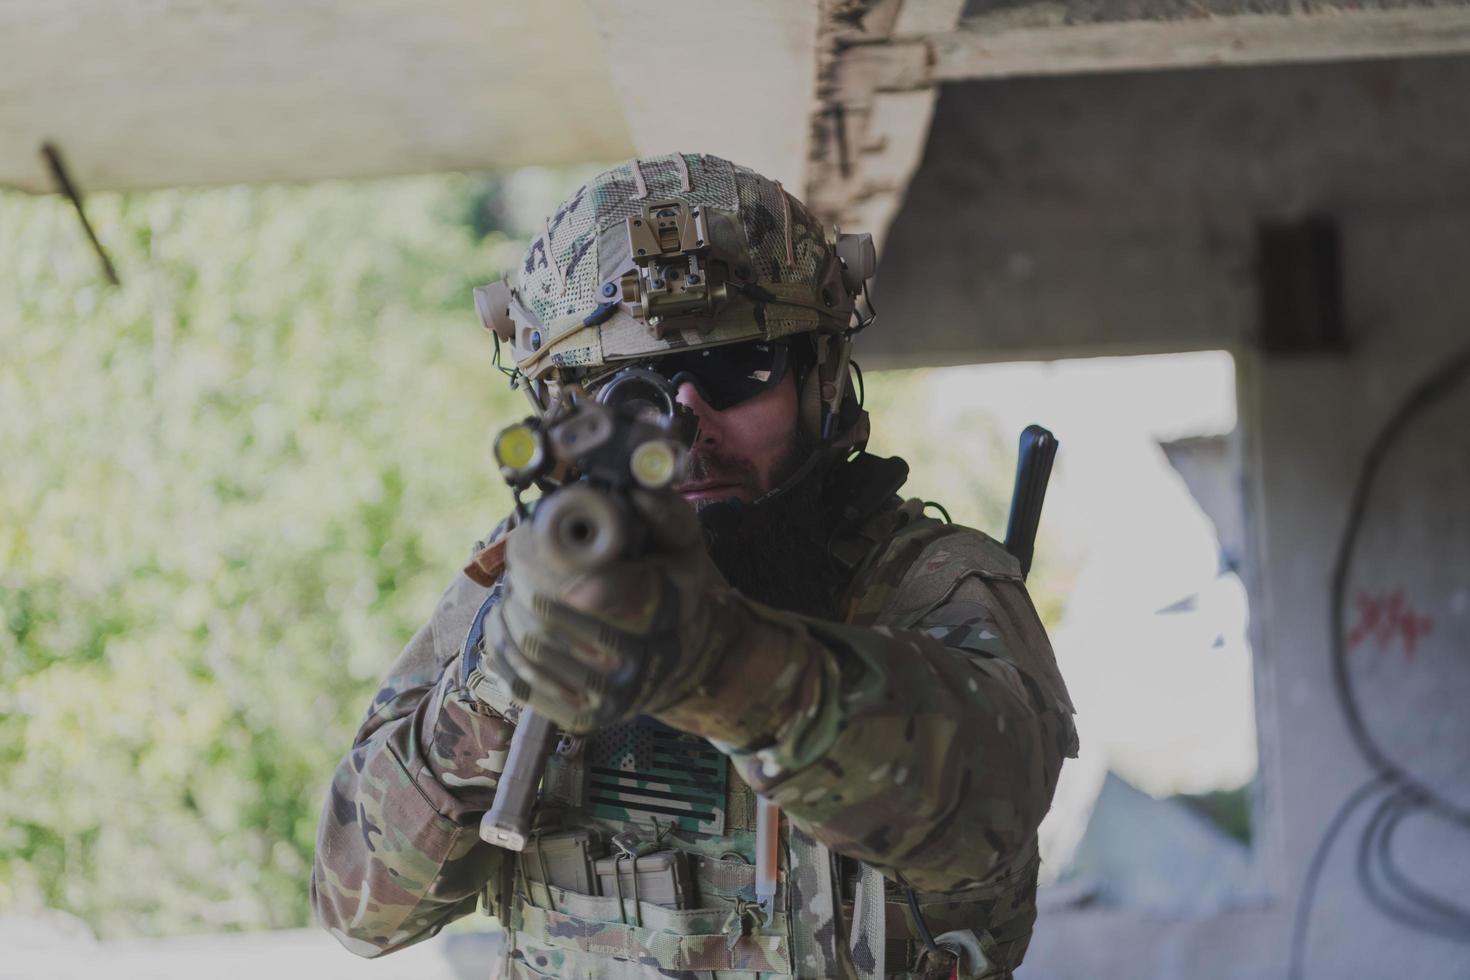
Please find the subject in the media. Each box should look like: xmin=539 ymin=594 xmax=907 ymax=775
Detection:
xmin=685 ymin=427 xmax=837 ymax=620
xmin=653 ymin=348 xmax=840 ymax=619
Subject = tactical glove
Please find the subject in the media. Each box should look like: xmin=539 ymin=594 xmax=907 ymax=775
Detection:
xmin=472 ymin=489 xmax=737 ymax=733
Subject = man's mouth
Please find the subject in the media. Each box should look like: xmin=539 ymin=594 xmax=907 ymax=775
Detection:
xmin=678 ymin=480 xmax=744 ymax=502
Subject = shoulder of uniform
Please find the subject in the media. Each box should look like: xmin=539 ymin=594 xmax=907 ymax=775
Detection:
xmin=900 ymin=510 xmax=1023 ymax=583
xmin=840 ymin=496 xmax=935 ymax=571
xmin=841 ymin=500 xmax=1016 ymax=625
xmin=860 ymin=503 xmax=1023 ymax=628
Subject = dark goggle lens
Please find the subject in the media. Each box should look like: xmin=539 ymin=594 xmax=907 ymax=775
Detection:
xmin=653 ymin=342 xmax=790 ymax=410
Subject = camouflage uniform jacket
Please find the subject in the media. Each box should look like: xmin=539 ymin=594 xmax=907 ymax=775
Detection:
xmin=312 ymin=470 xmax=1077 ymax=979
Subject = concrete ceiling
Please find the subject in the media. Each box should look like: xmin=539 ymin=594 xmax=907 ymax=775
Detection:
xmin=809 ymin=0 xmax=1470 ymax=246
xmin=583 ymin=0 xmax=819 ymax=190
xmin=5 ymin=0 xmax=1470 ymax=243
xmin=0 ymin=0 xmax=817 ymax=195
xmin=0 ymin=0 xmax=635 ymax=193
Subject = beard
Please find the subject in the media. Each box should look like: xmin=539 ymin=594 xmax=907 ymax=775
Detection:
xmin=691 ymin=440 xmax=841 ymax=620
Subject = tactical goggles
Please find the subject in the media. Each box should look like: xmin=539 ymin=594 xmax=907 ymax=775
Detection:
xmin=593 ymin=340 xmax=793 ymax=412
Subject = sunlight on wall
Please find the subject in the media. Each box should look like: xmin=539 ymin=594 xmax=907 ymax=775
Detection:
xmin=866 ymin=352 xmax=1255 ymax=876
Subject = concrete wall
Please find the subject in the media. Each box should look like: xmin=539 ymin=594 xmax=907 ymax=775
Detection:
xmin=1019 ymin=204 xmax=1470 ymax=980
xmin=1234 ymin=216 xmax=1470 ymax=979
xmin=871 ymin=55 xmax=1470 ymax=368
xmin=873 ymin=56 xmax=1470 ymax=978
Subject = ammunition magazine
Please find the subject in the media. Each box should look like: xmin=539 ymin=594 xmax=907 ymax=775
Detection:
xmin=516 ymin=828 xmax=695 ymax=913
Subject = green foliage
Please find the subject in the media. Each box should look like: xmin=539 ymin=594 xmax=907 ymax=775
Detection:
xmin=0 ymin=176 xmax=530 ymax=938
xmin=0 ymin=174 xmax=1067 ymax=940
xmin=1171 ymin=783 xmax=1254 ymax=846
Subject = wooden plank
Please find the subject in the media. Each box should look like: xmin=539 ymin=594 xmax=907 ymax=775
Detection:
xmin=932 ymin=8 xmax=1470 ymax=81
xmin=853 ymin=0 xmax=905 ymax=39
xmin=829 ymin=40 xmax=933 ymax=103
xmin=807 ymin=0 xmax=961 ymax=244
xmin=892 ymin=0 xmax=968 ymax=36
xmin=861 ymin=90 xmax=940 ymax=183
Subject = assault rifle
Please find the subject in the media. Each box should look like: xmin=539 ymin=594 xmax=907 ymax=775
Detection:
xmin=477 ymin=403 xmax=1058 ymax=851
xmin=477 ymin=369 xmax=695 ymax=850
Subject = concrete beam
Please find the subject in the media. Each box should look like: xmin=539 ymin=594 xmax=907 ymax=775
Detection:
xmin=813 ymin=4 xmax=1470 ymax=95
xmin=582 ymin=0 xmax=821 ymax=187
xmin=806 ymin=0 xmax=967 ymax=248
xmin=933 ymin=7 xmax=1470 ymax=81
xmin=0 ymin=0 xmax=636 ymax=194
xmin=799 ymin=0 xmax=1470 ymax=248
xmin=869 ymin=55 xmax=1470 ymax=368
xmin=2 ymin=0 xmax=824 ymax=196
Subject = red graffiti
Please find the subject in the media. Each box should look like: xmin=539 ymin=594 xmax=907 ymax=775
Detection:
xmin=1347 ymin=589 xmax=1435 ymax=660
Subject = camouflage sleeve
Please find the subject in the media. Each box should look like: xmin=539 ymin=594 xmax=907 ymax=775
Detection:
xmin=726 ymin=544 xmax=1077 ymax=894
xmin=310 ymin=571 xmax=512 ymax=957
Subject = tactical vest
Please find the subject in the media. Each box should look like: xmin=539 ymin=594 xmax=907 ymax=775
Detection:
xmin=482 ymin=459 xmax=1050 ymax=980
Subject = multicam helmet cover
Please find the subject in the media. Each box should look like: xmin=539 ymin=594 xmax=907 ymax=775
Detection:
xmin=474 ymin=153 xmax=875 ymax=399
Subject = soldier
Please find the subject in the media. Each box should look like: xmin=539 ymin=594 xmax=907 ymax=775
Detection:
xmin=311 ymin=153 xmax=1077 ymax=979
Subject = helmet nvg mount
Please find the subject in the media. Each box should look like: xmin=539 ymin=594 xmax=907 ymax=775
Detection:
xmin=473 ymin=153 xmax=877 ymax=452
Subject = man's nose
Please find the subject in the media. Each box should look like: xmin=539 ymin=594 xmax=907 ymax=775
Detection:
xmin=675 ymin=381 xmax=721 ymax=445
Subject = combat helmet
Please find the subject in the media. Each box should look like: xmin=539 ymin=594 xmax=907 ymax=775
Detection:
xmin=472 ymin=153 xmax=877 ymax=467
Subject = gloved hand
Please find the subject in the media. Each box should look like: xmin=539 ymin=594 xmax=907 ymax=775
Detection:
xmin=471 ymin=488 xmax=737 ymax=733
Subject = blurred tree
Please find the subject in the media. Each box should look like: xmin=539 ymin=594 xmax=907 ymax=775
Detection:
xmin=0 ymin=173 xmax=1068 ymax=940
xmin=1172 ymin=783 xmax=1253 ymax=845
xmin=458 ymin=176 xmax=522 ymax=244
xmin=0 ymin=176 xmax=530 ymax=938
